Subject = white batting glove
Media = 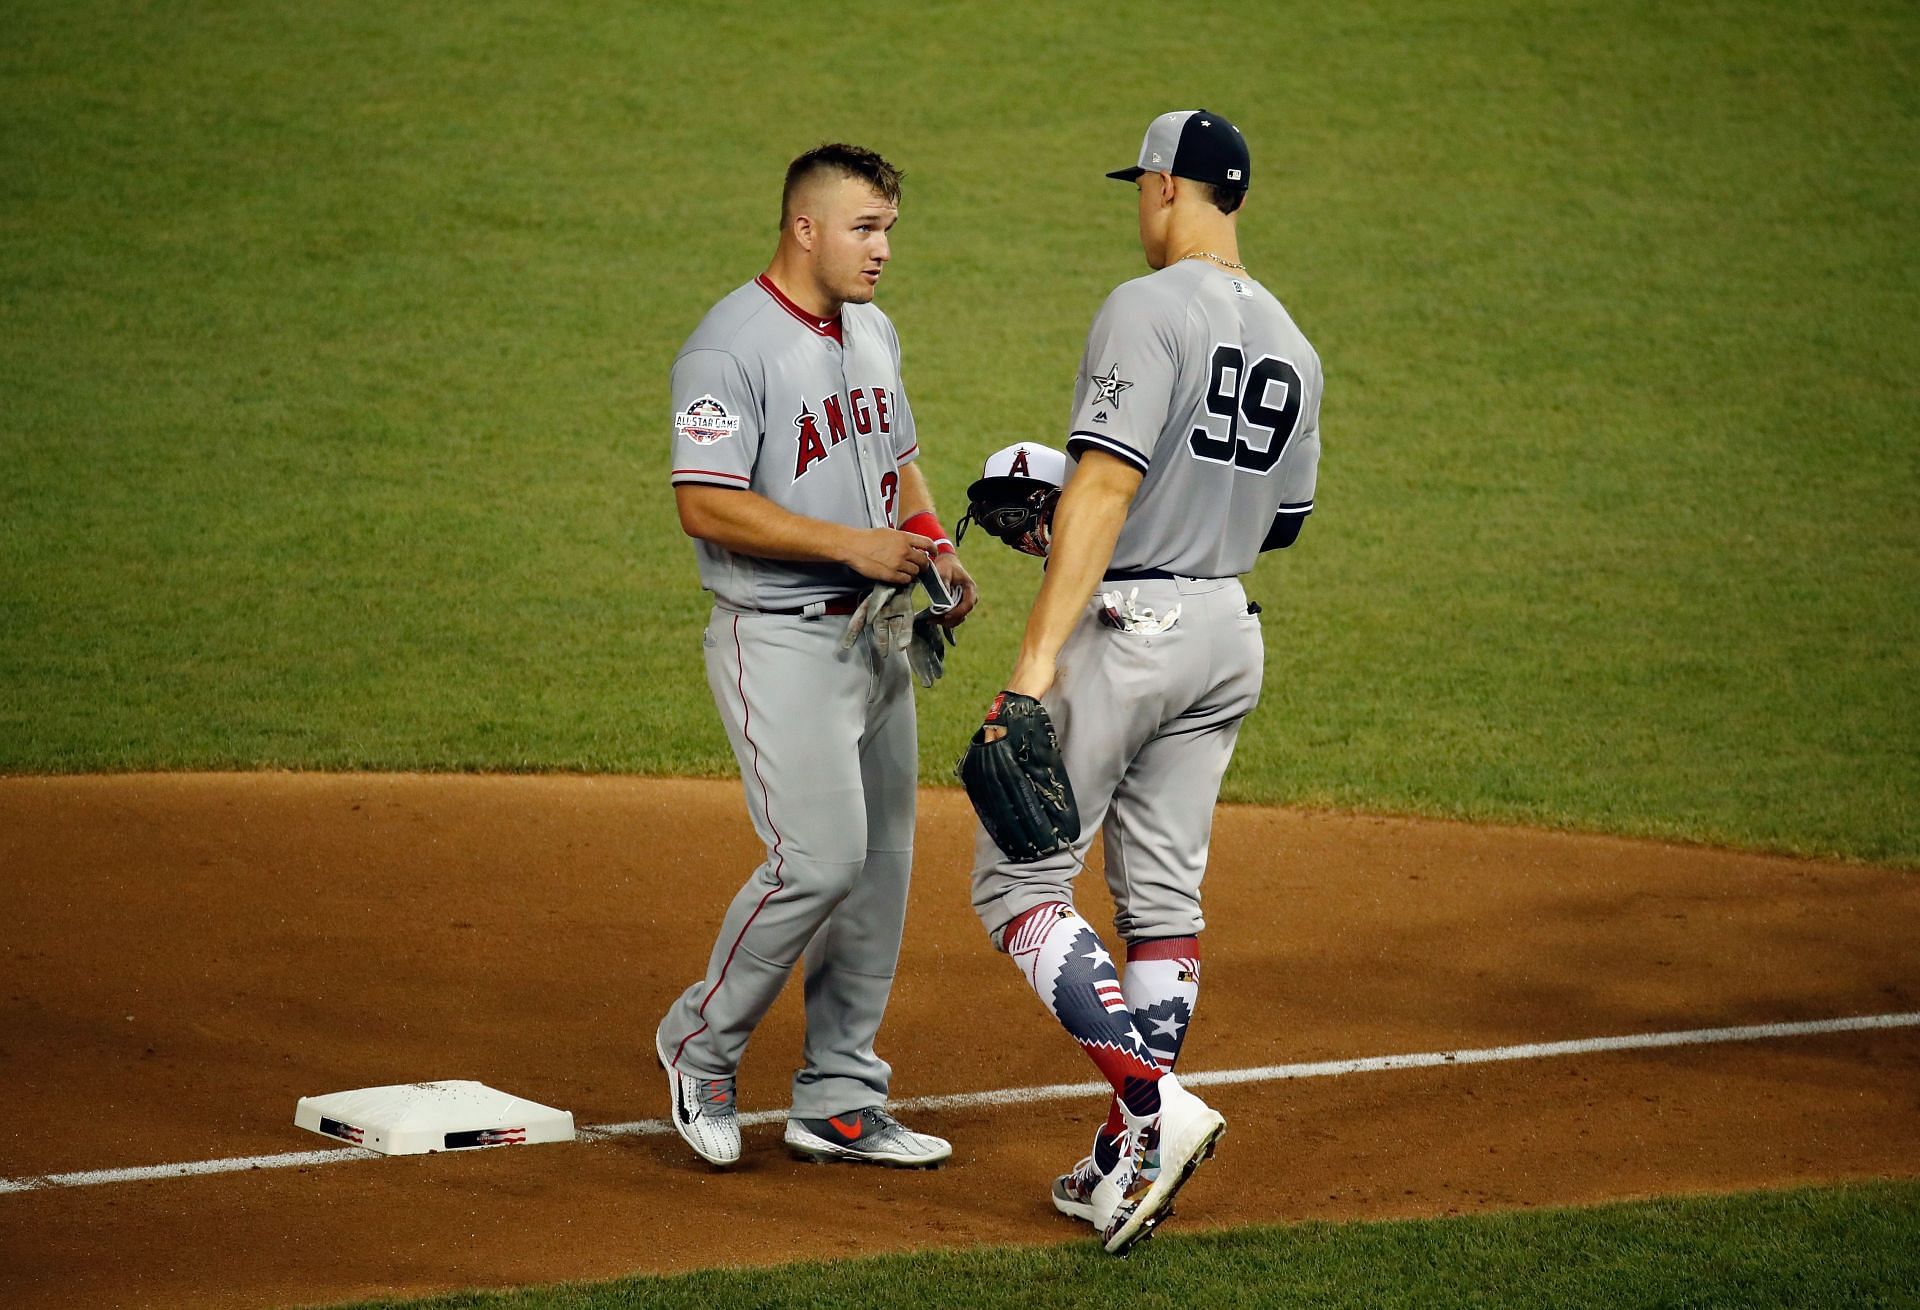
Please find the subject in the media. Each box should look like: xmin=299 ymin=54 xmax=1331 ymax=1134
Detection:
xmin=842 ymin=584 xmax=915 ymax=658
xmin=906 ymin=608 xmax=956 ymax=688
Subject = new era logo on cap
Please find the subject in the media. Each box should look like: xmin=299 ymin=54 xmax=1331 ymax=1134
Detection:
xmin=1107 ymin=109 xmax=1250 ymax=189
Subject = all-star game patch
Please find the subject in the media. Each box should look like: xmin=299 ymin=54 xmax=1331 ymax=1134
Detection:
xmin=1088 ymin=364 xmax=1133 ymax=409
xmin=675 ymin=395 xmax=741 ymax=445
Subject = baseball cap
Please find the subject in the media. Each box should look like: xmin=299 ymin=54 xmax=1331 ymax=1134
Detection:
xmin=1107 ymin=109 xmax=1249 ymax=188
xmin=972 ymin=441 xmax=1069 ymax=491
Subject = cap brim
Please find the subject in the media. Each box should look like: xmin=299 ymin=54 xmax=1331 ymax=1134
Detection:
xmin=1105 ymin=166 xmax=1145 ymax=182
xmin=968 ymin=474 xmax=1061 ymax=500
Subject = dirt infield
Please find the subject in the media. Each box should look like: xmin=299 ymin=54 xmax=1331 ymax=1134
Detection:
xmin=1 ymin=774 xmax=1915 ymax=1310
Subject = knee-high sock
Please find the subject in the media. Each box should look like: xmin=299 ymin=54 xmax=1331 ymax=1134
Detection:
xmin=1092 ymin=936 xmax=1202 ymax=1164
xmin=1002 ymin=903 xmax=1163 ymax=1145
xmin=1125 ymin=937 xmax=1201 ymax=1069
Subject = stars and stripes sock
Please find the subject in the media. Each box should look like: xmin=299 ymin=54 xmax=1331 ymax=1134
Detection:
xmin=1000 ymin=903 xmax=1164 ymax=1129
xmin=1125 ymin=936 xmax=1201 ymax=1070
xmin=1090 ymin=936 xmax=1203 ymax=1168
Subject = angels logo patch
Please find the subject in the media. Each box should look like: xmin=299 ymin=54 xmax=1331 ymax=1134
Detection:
xmin=675 ymin=394 xmax=741 ymax=445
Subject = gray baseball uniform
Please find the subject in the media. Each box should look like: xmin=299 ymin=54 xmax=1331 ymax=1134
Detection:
xmin=972 ymin=258 xmax=1322 ymax=943
xmin=660 ymin=274 xmax=922 ymax=1119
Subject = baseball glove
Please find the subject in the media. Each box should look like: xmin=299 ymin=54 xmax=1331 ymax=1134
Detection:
xmin=957 ymin=691 xmax=1079 ymax=863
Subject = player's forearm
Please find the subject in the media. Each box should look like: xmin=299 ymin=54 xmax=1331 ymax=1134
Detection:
xmin=895 ymin=462 xmax=936 ymax=523
xmin=1006 ymin=471 xmax=1134 ymax=697
xmin=674 ymin=485 xmax=861 ymax=566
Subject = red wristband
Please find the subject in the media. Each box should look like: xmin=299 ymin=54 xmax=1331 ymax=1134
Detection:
xmin=901 ymin=510 xmax=956 ymax=556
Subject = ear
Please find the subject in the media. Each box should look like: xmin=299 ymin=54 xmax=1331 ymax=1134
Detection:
xmin=793 ymin=213 xmax=817 ymax=252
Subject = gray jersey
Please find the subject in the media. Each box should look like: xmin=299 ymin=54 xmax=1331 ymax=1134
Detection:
xmin=1065 ymin=260 xmax=1320 ymax=578
xmin=670 ymin=275 xmax=919 ymax=610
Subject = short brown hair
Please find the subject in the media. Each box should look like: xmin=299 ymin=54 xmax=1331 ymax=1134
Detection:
xmin=780 ymin=143 xmax=904 ymax=228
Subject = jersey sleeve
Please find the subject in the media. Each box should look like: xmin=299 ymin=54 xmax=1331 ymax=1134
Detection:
xmin=891 ymin=385 xmax=919 ymax=465
xmin=1064 ymin=282 xmax=1178 ymax=475
xmin=1264 ymin=351 xmax=1322 ymax=548
xmin=670 ymin=347 xmax=761 ymax=490
xmin=884 ymin=317 xmax=918 ymax=465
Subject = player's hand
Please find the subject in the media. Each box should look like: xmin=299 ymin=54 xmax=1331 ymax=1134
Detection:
xmin=843 ymin=528 xmax=935 ymax=584
xmin=931 ymin=553 xmax=978 ymax=625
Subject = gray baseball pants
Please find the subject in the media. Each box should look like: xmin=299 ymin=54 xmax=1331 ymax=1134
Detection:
xmin=971 ymin=575 xmax=1264 ymax=944
xmin=658 ymin=606 xmax=915 ymax=1118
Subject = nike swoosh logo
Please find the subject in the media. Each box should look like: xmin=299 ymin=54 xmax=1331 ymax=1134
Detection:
xmin=828 ymin=1114 xmax=864 ymax=1140
xmin=675 ymin=1081 xmax=694 ymax=1125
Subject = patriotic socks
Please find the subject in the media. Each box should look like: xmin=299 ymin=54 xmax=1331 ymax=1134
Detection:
xmin=1110 ymin=937 xmax=1200 ymax=1175
xmin=1001 ymin=903 xmax=1164 ymax=1174
xmin=1123 ymin=937 xmax=1201 ymax=1070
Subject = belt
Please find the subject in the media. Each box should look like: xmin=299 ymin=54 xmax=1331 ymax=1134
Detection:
xmin=762 ymin=596 xmax=860 ymax=617
xmin=1102 ymin=568 xmax=1229 ymax=582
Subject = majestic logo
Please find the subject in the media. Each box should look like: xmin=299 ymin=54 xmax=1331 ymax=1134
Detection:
xmin=675 ymin=395 xmax=739 ymax=446
xmin=793 ymin=386 xmax=895 ymax=480
xmin=1088 ymin=364 xmax=1133 ymax=409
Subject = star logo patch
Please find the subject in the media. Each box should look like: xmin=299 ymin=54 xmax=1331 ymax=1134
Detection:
xmin=1088 ymin=364 xmax=1133 ymax=409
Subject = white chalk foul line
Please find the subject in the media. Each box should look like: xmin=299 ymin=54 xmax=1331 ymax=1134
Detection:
xmin=4 ymin=1010 xmax=1915 ymax=1194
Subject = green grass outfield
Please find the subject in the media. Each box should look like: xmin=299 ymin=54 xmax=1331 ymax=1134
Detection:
xmin=4 ymin=4 xmax=1917 ymax=1304
xmin=3 ymin=0 xmax=1915 ymax=863
xmin=327 ymin=1183 xmax=1920 ymax=1309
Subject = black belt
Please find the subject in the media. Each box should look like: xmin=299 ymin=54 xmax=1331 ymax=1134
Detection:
xmin=1103 ymin=568 xmax=1229 ymax=582
xmin=762 ymin=596 xmax=860 ymax=616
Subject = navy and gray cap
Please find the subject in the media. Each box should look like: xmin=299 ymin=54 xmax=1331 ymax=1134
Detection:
xmin=1107 ymin=109 xmax=1250 ymax=188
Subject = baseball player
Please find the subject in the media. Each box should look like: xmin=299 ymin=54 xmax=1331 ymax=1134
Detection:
xmin=658 ymin=143 xmax=976 ymax=1170
xmin=966 ymin=109 xmax=1322 ymax=1254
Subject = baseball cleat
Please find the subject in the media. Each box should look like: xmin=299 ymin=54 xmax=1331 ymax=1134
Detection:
xmin=784 ymin=1107 xmax=952 ymax=1168
xmin=655 ymin=1033 xmax=741 ymax=1167
xmin=1052 ymin=1153 xmax=1134 ymax=1227
xmin=1102 ymin=1073 xmax=1225 ymax=1257
xmin=1137 ymin=1118 xmax=1162 ymax=1183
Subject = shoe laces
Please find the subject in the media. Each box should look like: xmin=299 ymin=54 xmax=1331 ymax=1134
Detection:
xmin=862 ymin=1108 xmax=910 ymax=1141
xmin=1064 ymin=1154 xmax=1103 ymax=1199
xmin=696 ymin=1077 xmax=736 ymax=1115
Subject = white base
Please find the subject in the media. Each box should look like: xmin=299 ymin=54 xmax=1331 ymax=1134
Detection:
xmin=294 ymin=1081 xmax=574 ymax=1156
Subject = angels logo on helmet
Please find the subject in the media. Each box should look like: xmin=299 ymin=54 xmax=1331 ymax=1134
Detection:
xmin=957 ymin=442 xmax=1069 ymax=558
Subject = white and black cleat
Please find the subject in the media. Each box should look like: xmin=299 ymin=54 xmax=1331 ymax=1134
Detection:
xmin=655 ymin=1033 xmax=741 ymax=1167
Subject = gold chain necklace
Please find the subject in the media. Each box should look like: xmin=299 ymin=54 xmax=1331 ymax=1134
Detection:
xmin=1180 ymin=250 xmax=1246 ymax=271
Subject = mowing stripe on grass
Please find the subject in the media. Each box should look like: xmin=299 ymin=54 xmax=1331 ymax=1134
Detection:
xmin=4 ymin=1010 xmax=1914 ymax=1195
